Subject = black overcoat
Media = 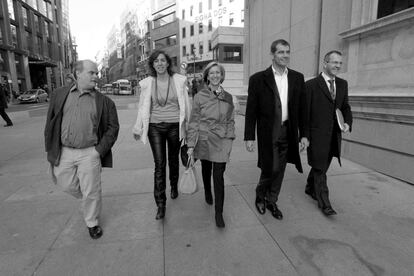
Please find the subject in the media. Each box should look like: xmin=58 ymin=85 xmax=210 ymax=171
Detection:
xmin=44 ymin=85 xmax=119 ymax=167
xmin=244 ymin=66 xmax=305 ymax=174
xmin=303 ymin=74 xmax=352 ymax=169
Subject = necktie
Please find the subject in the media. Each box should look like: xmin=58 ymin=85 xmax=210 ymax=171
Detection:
xmin=328 ymin=79 xmax=335 ymax=100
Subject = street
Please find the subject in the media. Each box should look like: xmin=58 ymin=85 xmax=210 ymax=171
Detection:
xmin=0 ymin=95 xmax=414 ymax=275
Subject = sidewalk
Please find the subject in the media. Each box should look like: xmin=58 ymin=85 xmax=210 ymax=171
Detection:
xmin=0 ymin=103 xmax=413 ymax=275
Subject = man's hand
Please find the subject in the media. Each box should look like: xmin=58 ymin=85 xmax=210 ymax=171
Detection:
xmin=343 ymin=123 xmax=350 ymax=133
xmin=299 ymin=137 xmax=309 ymax=152
xmin=245 ymin=140 xmax=255 ymax=152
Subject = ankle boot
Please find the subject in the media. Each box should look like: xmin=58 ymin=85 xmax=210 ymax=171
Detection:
xmin=205 ymin=191 xmax=213 ymax=205
xmin=155 ymin=206 xmax=166 ymax=220
xmin=215 ymin=213 xmax=225 ymax=228
xmin=171 ymin=186 xmax=178 ymax=199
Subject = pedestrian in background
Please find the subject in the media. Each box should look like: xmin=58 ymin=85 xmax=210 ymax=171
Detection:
xmin=44 ymin=60 xmax=119 ymax=239
xmin=133 ymin=50 xmax=191 ymax=220
xmin=186 ymin=62 xmax=235 ymax=228
xmin=303 ymin=50 xmax=352 ymax=216
xmin=244 ymin=39 xmax=307 ymax=220
xmin=0 ymin=81 xmax=13 ymax=127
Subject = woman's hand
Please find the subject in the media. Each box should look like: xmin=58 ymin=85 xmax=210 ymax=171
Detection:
xmin=133 ymin=133 xmax=141 ymax=141
xmin=187 ymin=147 xmax=194 ymax=156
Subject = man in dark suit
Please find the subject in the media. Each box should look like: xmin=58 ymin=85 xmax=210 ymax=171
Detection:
xmin=244 ymin=39 xmax=308 ymax=220
xmin=0 ymin=81 xmax=13 ymax=127
xmin=44 ymin=60 xmax=119 ymax=239
xmin=303 ymin=50 xmax=352 ymax=216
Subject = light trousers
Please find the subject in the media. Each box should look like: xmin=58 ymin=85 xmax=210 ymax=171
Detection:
xmin=54 ymin=146 xmax=102 ymax=227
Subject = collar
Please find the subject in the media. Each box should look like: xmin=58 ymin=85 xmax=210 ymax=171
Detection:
xmin=70 ymin=84 xmax=96 ymax=96
xmin=322 ymin=72 xmax=335 ymax=82
xmin=272 ymin=65 xmax=288 ymax=76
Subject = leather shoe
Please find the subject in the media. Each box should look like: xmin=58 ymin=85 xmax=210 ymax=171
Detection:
xmin=266 ymin=202 xmax=283 ymax=220
xmin=88 ymin=225 xmax=103 ymax=239
xmin=215 ymin=213 xmax=225 ymax=228
xmin=171 ymin=187 xmax=178 ymax=199
xmin=255 ymin=197 xmax=266 ymax=215
xmin=3 ymin=123 xmax=13 ymax=127
xmin=305 ymin=188 xmax=317 ymax=200
xmin=322 ymin=206 xmax=337 ymax=216
xmin=155 ymin=206 xmax=166 ymax=220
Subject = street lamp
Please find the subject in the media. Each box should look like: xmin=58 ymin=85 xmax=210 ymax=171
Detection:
xmin=186 ymin=53 xmax=201 ymax=79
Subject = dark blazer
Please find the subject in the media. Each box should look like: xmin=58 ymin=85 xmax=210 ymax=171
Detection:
xmin=44 ymin=86 xmax=119 ymax=167
xmin=0 ymin=85 xmax=8 ymax=109
xmin=303 ymin=74 xmax=352 ymax=169
xmin=244 ymin=66 xmax=305 ymax=174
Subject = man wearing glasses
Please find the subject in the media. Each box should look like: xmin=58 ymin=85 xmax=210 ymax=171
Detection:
xmin=302 ymin=50 xmax=353 ymax=216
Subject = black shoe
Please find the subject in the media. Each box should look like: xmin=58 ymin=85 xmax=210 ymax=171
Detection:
xmin=266 ymin=202 xmax=283 ymax=220
xmin=305 ymin=188 xmax=317 ymax=200
xmin=3 ymin=123 xmax=13 ymax=127
xmin=215 ymin=213 xmax=225 ymax=228
xmin=171 ymin=187 xmax=178 ymax=199
xmin=155 ymin=206 xmax=166 ymax=220
xmin=255 ymin=197 xmax=266 ymax=215
xmin=205 ymin=192 xmax=213 ymax=205
xmin=88 ymin=225 xmax=103 ymax=239
xmin=322 ymin=206 xmax=337 ymax=216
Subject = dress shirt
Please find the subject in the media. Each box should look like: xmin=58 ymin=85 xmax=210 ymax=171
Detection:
xmin=272 ymin=65 xmax=288 ymax=123
xmin=61 ymin=85 xmax=98 ymax=148
xmin=322 ymin=72 xmax=336 ymax=96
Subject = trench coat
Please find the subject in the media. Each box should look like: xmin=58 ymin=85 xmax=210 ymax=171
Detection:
xmin=187 ymin=86 xmax=235 ymax=163
xmin=303 ymin=74 xmax=352 ymax=170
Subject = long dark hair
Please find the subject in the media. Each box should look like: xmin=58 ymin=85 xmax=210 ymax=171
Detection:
xmin=148 ymin=50 xmax=174 ymax=77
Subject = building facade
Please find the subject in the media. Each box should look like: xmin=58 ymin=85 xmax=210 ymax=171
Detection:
xmin=244 ymin=0 xmax=414 ymax=183
xmin=177 ymin=0 xmax=245 ymax=80
xmin=0 ymin=0 xmax=75 ymax=94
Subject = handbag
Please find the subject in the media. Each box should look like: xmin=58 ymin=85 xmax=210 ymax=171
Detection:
xmin=180 ymin=143 xmax=189 ymax=167
xmin=178 ymin=158 xmax=200 ymax=194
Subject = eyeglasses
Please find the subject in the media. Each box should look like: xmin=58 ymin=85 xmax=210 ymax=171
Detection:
xmin=327 ymin=61 xmax=343 ymax=65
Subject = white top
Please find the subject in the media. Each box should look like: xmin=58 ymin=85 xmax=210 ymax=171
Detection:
xmin=272 ymin=65 xmax=288 ymax=123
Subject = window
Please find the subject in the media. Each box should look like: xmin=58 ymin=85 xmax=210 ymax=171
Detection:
xmin=10 ymin=25 xmax=17 ymax=47
xmin=209 ymin=0 xmax=212 ymax=9
xmin=37 ymin=36 xmax=42 ymax=54
xmin=199 ymin=41 xmax=203 ymax=55
xmin=199 ymin=2 xmax=202 ymax=13
xmin=182 ymin=27 xmax=186 ymax=38
xmin=230 ymin=0 xmax=234 ymax=2
xmin=44 ymin=22 xmax=49 ymax=38
xmin=208 ymin=40 xmax=212 ymax=51
xmin=0 ymin=28 xmax=3 ymax=44
xmin=208 ymin=19 xmax=212 ymax=31
xmin=182 ymin=9 xmax=185 ymax=19
xmin=15 ymin=54 xmax=23 ymax=75
xmin=229 ymin=13 xmax=234 ymax=25
xmin=219 ymin=0 xmax=222 ymax=6
xmin=23 ymin=8 xmax=29 ymax=26
xmin=190 ymin=5 xmax=193 ymax=16
xmin=153 ymin=12 xmax=175 ymax=29
xmin=46 ymin=2 xmax=52 ymax=19
xmin=241 ymin=10 xmax=245 ymax=23
xmin=190 ymin=25 xmax=194 ymax=36
xmin=7 ymin=0 xmax=15 ymax=20
xmin=199 ymin=22 xmax=203 ymax=34
xmin=223 ymin=45 xmax=242 ymax=63
xmin=377 ymin=0 xmax=414 ymax=18
xmin=182 ymin=46 xmax=187 ymax=56
xmin=190 ymin=44 xmax=195 ymax=55
xmin=26 ymin=31 xmax=32 ymax=51
xmin=38 ymin=0 xmax=46 ymax=16
xmin=154 ymin=35 xmax=177 ymax=49
xmin=34 ymin=15 xmax=40 ymax=33
xmin=218 ymin=16 xmax=223 ymax=26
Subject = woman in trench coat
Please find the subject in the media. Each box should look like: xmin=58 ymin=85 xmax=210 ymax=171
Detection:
xmin=186 ymin=61 xmax=235 ymax=228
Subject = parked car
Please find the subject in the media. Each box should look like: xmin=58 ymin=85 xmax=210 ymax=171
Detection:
xmin=17 ymin=89 xmax=48 ymax=103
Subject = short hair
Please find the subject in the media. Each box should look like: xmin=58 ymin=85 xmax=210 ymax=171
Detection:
xmin=324 ymin=50 xmax=342 ymax=62
xmin=202 ymin=61 xmax=225 ymax=84
xmin=73 ymin=60 xmax=95 ymax=79
xmin=148 ymin=50 xmax=174 ymax=77
xmin=270 ymin=39 xmax=290 ymax=54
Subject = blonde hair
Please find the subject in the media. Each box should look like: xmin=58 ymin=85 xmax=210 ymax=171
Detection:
xmin=202 ymin=61 xmax=225 ymax=84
